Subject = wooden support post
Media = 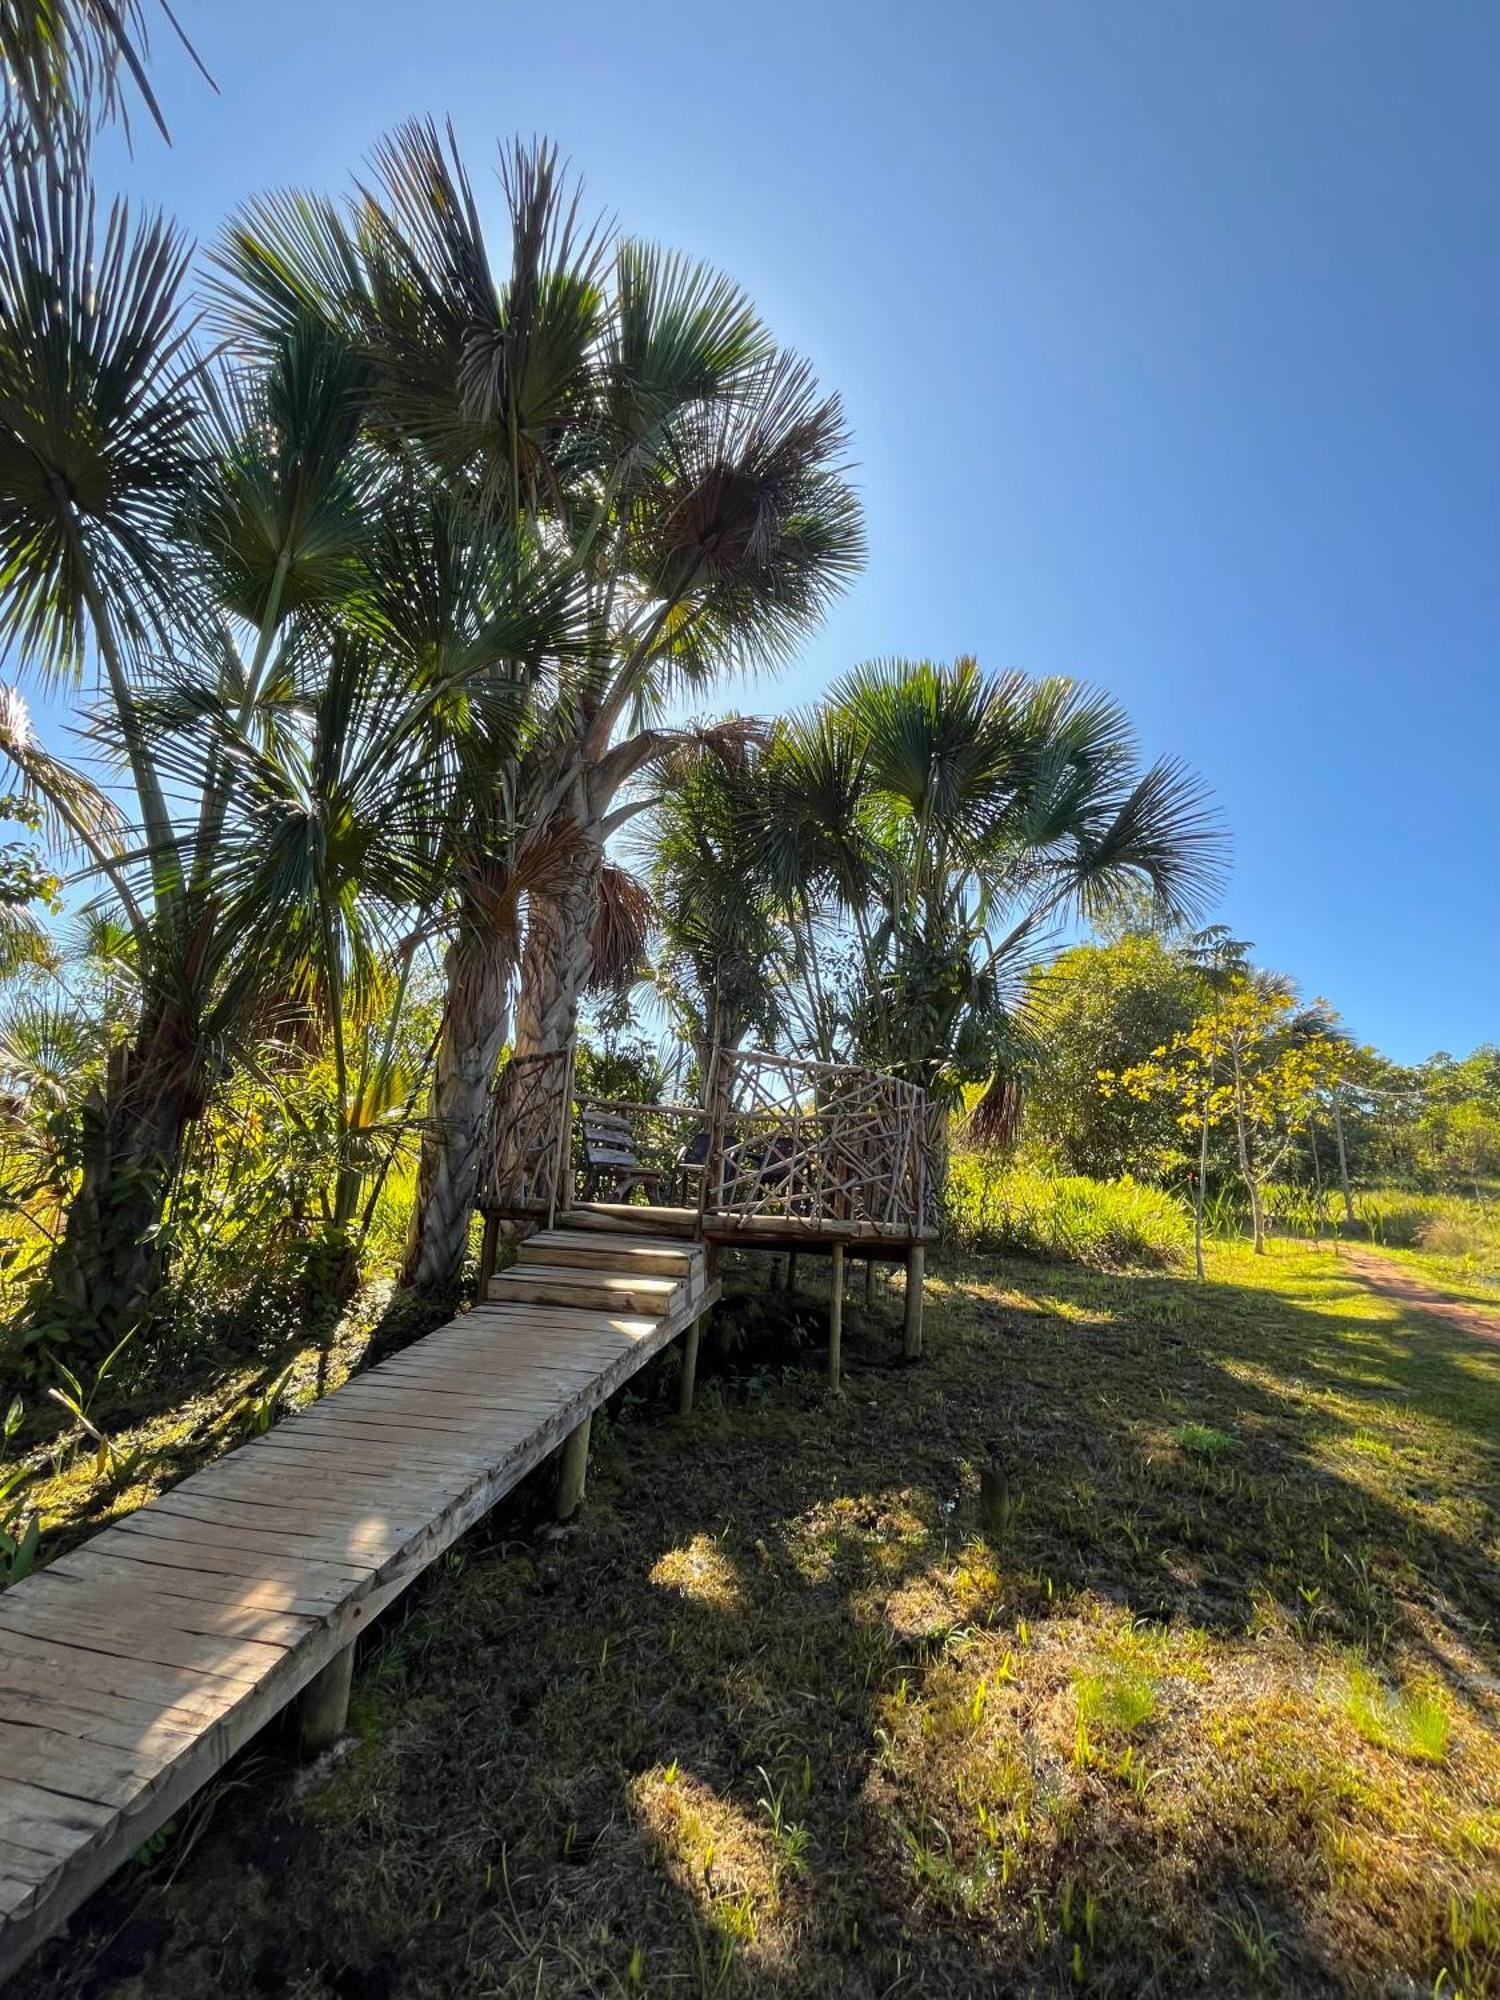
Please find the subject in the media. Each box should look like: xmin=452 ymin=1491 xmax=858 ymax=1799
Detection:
xmin=679 ymin=1314 xmax=703 ymax=1417
xmin=787 ymin=1251 xmax=800 ymax=1294
xmin=477 ymin=1211 xmax=501 ymax=1292
xmin=294 ymin=1641 xmax=354 ymax=1759
xmin=903 ymin=1244 xmax=925 ymax=1360
xmin=828 ymin=1243 xmax=844 ymax=1389
xmin=864 ymin=1258 xmax=877 ymax=1309
xmin=556 ymin=1412 xmax=592 ymax=1520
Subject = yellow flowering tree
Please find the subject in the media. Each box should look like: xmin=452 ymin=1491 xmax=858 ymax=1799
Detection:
xmin=1112 ymin=978 xmax=1341 ymax=1267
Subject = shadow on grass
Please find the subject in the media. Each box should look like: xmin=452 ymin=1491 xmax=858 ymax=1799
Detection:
xmin=11 ymin=1244 xmax=1498 ymax=1997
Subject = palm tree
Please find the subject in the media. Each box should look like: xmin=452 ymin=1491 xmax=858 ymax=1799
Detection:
xmin=640 ymin=730 xmax=792 ymax=1079
xmin=216 ymin=125 xmax=866 ymax=1290
xmin=0 ymin=0 xmax=211 ymax=153
xmin=0 ymin=143 xmax=577 ymax=1347
xmin=758 ymin=658 xmax=1224 ymax=1147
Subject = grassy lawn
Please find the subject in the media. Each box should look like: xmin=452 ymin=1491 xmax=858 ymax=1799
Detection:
xmin=13 ymin=1241 xmax=1500 ymax=1999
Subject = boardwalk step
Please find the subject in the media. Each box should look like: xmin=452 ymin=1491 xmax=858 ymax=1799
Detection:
xmin=557 ymin=1204 xmax=702 ymax=1237
xmin=519 ymin=1231 xmax=695 ymax=1278
xmin=487 ymin=1264 xmax=687 ymax=1316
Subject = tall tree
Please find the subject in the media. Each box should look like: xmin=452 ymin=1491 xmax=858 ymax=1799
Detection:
xmin=0 ymin=144 xmax=575 ymax=1348
xmin=217 ymin=126 xmax=865 ymax=1290
xmin=758 ymin=659 xmax=1223 ymax=1146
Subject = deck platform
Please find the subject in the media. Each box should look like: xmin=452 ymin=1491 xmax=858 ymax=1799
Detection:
xmin=0 ymin=1231 xmax=715 ymax=1980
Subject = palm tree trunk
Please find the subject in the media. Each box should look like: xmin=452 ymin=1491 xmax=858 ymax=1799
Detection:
xmin=494 ymin=815 xmax=604 ymax=1189
xmin=33 ymin=1008 xmax=199 ymax=1357
xmin=402 ymin=899 xmax=517 ymax=1295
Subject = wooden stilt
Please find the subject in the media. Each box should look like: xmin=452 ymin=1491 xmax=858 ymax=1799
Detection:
xmin=556 ymin=1412 xmax=592 ymax=1520
xmin=679 ymin=1315 xmax=703 ymax=1416
xmin=864 ymin=1258 xmax=877 ymax=1309
xmin=828 ymin=1243 xmax=844 ymax=1389
xmin=477 ymin=1210 xmax=501 ymax=1291
xmin=787 ymin=1251 xmax=800 ymax=1293
xmin=293 ymin=1641 xmax=354 ymax=1759
xmin=903 ymin=1244 xmax=925 ymax=1360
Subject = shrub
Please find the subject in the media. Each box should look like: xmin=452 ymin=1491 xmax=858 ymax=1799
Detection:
xmin=945 ymin=1152 xmax=1190 ymax=1269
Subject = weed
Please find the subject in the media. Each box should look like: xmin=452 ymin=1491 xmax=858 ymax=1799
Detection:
xmin=1074 ymin=1664 xmax=1159 ymax=1737
xmin=1342 ymin=1667 xmax=1451 ymax=1763
xmin=1173 ymin=1420 xmax=1236 ymax=1461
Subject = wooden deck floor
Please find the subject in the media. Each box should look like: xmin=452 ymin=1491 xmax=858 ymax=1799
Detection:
xmin=0 ymin=1230 xmax=715 ymax=1980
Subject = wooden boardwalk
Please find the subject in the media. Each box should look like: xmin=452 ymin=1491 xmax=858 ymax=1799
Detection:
xmin=0 ymin=1229 xmax=714 ymax=1980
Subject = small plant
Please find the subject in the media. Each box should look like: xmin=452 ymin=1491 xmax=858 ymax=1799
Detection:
xmin=1174 ymin=1421 xmax=1236 ymax=1462
xmin=756 ymin=1767 xmax=813 ymax=1886
xmin=1223 ymin=1898 xmax=1281 ymax=1979
xmin=1074 ymin=1664 xmax=1158 ymax=1737
xmin=1343 ymin=1667 xmax=1450 ymax=1763
xmin=241 ymin=1364 xmax=297 ymax=1437
xmin=1 ymin=1397 xmax=39 ymax=1588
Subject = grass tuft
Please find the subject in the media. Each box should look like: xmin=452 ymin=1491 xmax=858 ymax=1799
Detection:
xmin=1173 ymin=1420 xmax=1236 ymax=1461
xmin=1342 ymin=1666 xmax=1452 ymax=1763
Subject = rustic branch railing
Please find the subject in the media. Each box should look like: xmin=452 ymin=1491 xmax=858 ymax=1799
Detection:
xmin=480 ymin=1049 xmax=572 ymax=1220
xmin=711 ymin=1050 xmax=931 ymax=1234
xmin=481 ymin=1045 xmax=935 ymax=1239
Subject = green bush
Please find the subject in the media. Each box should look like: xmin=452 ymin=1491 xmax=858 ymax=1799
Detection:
xmin=945 ymin=1152 xmax=1190 ymax=1269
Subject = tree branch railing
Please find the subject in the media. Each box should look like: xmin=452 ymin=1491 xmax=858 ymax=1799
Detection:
xmin=480 ymin=1045 xmax=935 ymax=1238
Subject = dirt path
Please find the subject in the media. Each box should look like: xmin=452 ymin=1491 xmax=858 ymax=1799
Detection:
xmin=1340 ymin=1245 xmax=1500 ymax=1347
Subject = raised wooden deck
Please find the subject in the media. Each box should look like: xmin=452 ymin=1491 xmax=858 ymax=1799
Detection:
xmin=0 ymin=1230 xmax=715 ymax=1980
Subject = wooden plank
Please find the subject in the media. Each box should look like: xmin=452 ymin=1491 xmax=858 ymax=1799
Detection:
xmin=143 ymin=1489 xmax=432 ymax=1550
xmin=45 ymin=1547 xmax=362 ymax=1620
xmin=0 ymin=1628 xmax=245 ymax=1711
xmin=188 ymin=1453 xmax=468 ymax=1511
xmin=0 ymin=1722 xmax=161 ymax=1814
xmin=0 ymin=1598 xmax=297 ymax=1683
xmin=100 ymin=1520 xmax=372 ymax=1591
xmin=0 ymin=1682 xmax=203 ymax=1760
xmin=0 ymin=1777 xmax=117 ymax=1859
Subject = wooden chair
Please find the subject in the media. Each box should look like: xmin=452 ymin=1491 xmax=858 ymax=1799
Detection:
xmin=580 ymin=1105 xmax=664 ymax=1204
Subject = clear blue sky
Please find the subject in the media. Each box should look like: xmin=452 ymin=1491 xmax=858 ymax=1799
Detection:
xmin=79 ymin=0 xmax=1498 ymax=1063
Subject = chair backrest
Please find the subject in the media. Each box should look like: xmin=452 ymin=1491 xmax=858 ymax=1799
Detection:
xmin=581 ymin=1106 xmax=638 ymax=1170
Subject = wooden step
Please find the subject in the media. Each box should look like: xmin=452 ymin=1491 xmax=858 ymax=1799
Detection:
xmin=487 ymin=1264 xmax=687 ymax=1316
xmin=557 ymin=1203 xmax=702 ymax=1238
xmin=519 ymin=1231 xmax=696 ymax=1278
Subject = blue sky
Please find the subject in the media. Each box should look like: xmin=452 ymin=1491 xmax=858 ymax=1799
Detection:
xmin=73 ymin=0 xmax=1499 ymax=1061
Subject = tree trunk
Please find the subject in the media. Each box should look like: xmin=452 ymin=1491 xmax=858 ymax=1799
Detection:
xmin=492 ymin=810 xmax=604 ymax=1194
xmin=402 ymin=896 xmax=517 ymax=1295
xmin=1331 ymin=1092 xmax=1356 ymax=1227
xmin=1230 ymin=1043 xmax=1265 ymax=1253
xmin=32 ymin=1011 xmax=199 ymax=1359
xmin=1193 ymin=1085 xmax=1210 ymax=1282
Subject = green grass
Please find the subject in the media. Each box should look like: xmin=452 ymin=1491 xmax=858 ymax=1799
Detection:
xmin=1349 ymin=1186 xmax=1500 ymax=1303
xmin=947 ymin=1153 xmax=1192 ymax=1268
xmin=10 ymin=1238 xmax=1500 ymax=1999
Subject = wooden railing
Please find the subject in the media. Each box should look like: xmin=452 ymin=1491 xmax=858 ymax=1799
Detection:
xmin=481 ymin=1045 xmax=934 ymax=1238
xmin=708 ymin=1049 xmax=932 ymax=1234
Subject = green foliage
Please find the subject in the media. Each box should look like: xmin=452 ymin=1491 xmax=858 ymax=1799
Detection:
xmin=945 ymin=1151 xmax=1190 ymax=1268
xmin=1022 ymin=931 xmax=1202 ymax=1177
